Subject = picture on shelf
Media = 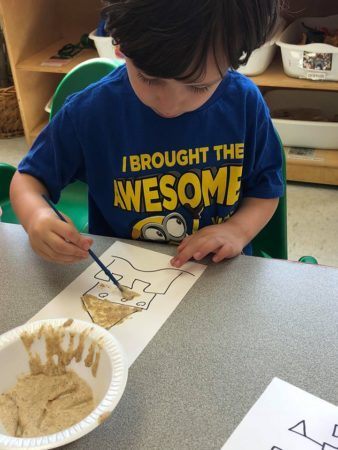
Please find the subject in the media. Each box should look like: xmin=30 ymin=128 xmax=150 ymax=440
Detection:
xmin=303 ymin=52 xmax=333 ymax=71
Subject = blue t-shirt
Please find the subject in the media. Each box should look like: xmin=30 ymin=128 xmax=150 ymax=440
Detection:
xmin=19 ymin=65 xmax=284 ymax=251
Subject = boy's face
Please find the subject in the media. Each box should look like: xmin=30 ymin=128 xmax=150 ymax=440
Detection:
xmin=125 ymin=52 xmax=228 ymax=118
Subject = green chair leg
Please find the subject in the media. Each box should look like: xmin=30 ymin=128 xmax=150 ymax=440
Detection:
xmin=298 ymin=256 xmax=318 ymax=265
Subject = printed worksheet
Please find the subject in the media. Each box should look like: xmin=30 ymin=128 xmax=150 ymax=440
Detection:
xmin=30 ymin=241 xmax=206 ymax=367
xmin=222 ymin=378 xmax=338 ymax=450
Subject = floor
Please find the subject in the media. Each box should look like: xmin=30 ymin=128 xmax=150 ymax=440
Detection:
xmin=1 ymin=137 xmax=338 ymax=268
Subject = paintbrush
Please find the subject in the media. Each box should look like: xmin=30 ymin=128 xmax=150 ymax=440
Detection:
xmin=42 ymin=194 xmax=139 ymax=300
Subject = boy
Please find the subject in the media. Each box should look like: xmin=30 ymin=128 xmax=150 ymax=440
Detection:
xmin=10 ymin=0 xmax=284 ymax=268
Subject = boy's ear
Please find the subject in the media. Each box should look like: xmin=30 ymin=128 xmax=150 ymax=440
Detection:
xmin=114 ymin=45 xmax=125 ymax=59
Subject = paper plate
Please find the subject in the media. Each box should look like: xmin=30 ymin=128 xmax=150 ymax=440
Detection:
xmin=0 ymin=318 xmax=128 ymax=449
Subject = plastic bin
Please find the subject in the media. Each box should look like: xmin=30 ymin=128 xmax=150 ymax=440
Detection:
xmin=238 ymin=19 xmax=285 ymax=76
xmin=89 ymin=29 xmax=125 ymax=65
xmin=264 ymin=89 xmax=338 ymax=149
xmin=45 ymin=95 xmax=53 ymax=114
xmin=276 ymin=15 xmax=338 ymax=81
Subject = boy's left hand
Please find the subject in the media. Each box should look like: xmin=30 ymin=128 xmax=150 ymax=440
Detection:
xmin=170 ymin=222 xmax=246 ymax=268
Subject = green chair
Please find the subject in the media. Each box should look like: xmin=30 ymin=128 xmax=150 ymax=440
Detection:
xmin=50 ymin=57 xmax=119 ymax=118
xmin=0 ymin=162 xmax=89 ymax=231
xmin=0 ymin=163 xmax=18 ymax=224
xmin=49 ymin=57 xmax=119 ymax=232
xmin=251 ymin=134 xmax=317 ymax=263
xmin=1 ymin=58 xmax=118 ymax=232
xmin=252 ymin=135 xmax=288 ymax=259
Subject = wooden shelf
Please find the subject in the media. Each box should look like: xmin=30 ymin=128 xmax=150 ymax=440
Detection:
xmin=31 ymin=120 xmax=49 ymax=140
xmin=0 ymin=0 xmax=102 ymax=145
xmin=286 ymin=148 xmax=338 ymax=185
xmin=17 ymin=39 xmax=99 ymax=74
xmin=249 ymin=52 xmax=338 ymax=186
xmin=251 ymin=56 xmax=338 ymax=91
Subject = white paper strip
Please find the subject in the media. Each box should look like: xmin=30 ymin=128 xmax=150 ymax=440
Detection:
xmin=30 ymin=241 xmax=206 ymax=367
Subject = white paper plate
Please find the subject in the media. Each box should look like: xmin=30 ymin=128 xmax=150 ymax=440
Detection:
xmin=0 ymin=318 xmax=128 ymax=450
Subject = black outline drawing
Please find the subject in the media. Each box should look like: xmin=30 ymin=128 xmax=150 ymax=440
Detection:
xmin=272 ymin=420 xmax=338 ymax=450
xmin=82 ymin=254 xmax=196 ymax=327
xmin=94 ymin=255 xmax=195 ymax=294
xmin=83 ymin=281 xmax=157 ymax=310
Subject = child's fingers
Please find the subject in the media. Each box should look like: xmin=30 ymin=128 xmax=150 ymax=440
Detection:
xmin=32 ymin=239 xmax=87 ymax=264
xmin=212 ymin=243 xmax=237 ymax=263
xmin=41 ymin=250 xmax=84 ymax=265
xmin=190 ymin=238 xmax=223 ymax=261
xmin=177 ymin=235 xmax=191 ymax=251
xmin=46 ymin=232 xmax=89 ymax=258
xmin=52 ymin=220 xmax=93 ymax=250
xmin=171 ymin=236 xmax=217 ymax=267
xmin=171 ymin=241 xmax=198 ymax=267
xmin=182 ymin=237 xmax=222 ymax=264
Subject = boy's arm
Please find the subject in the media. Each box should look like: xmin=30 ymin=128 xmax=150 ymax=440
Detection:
xmin=170 ymin=197 xmax=278 ymax=268
xmin=10 ymin=172 xmax=92 ymax=264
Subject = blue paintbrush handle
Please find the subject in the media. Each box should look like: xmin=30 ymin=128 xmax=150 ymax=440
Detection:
xmin=87 ymin=248 xmax=120 ymax=288
xmin=42 ymin=194 xmax=66 ymax=222
xmin=42 ymin=194 xmax=120 ymax=288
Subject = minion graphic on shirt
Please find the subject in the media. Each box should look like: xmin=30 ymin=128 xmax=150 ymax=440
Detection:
xmin=131 ymin=212 xmax=187 ymax=243
xmin=131 ymin=203 xmax=205 ymax=244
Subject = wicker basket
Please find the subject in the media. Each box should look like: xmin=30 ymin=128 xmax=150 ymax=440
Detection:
xmin=0 ymin=85 xmax=24 ymax=139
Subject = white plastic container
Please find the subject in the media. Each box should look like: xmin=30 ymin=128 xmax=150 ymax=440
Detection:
xmin=276 ymin=15 xmax=338 ymax=81
xmin=0 ymin=318 xmax=128 ymax=450
xmin=238 ymin=19 xmax=285 ymax=76
xmin=264 ymin=89 xmax=338 ymax=149
xmin=44 ymin=96 xmax=53 ymax=114
xmin=89 ymin=29 xmax=125 ymax=65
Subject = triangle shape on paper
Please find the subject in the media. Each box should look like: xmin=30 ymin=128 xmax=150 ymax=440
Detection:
xmin=81 ymin=294 xmax=141 ymax=329
xmin=289 ymin=420 xmax=307 ymax=437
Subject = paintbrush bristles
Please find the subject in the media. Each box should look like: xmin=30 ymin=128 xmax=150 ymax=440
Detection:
xmin=119 ymin=286 xmax=140 ymax=301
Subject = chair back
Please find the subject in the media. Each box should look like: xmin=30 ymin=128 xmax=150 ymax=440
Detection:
xmin=49 ymin=58 xmax=119 ymax=232
xmin=252 ymin=135 xmax=288 ymax=259
xmin=50 ymin=58 xmax=119 ymax=118
xmin=0 ymin=163 xmax=18 ymax=223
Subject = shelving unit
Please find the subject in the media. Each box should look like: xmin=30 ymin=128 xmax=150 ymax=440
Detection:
xmin=250 ymin=54 xmax=338 ymax=185
xmin=252 ymin=56 xmax=338 ymax=92
xmin=0 ymin=0 xmax=102 ymax=146
xmin=285 ymin=148 xmax=338 ymax=185
xmin=17 ymin=39 xmax=98 ymax=74
xmin=249 ymin=0 xmax=338 ymax=186
xmin=0 ymin=0 xmax=337 ymax=184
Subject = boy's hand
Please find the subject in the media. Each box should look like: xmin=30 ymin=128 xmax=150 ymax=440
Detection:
xmin=27 ymin=208 xmax=93 ymax=264
xmin=170 ymin=222 xmax=245 ymax=268
xmin=170 ymin=198 xmax=279 ymax=268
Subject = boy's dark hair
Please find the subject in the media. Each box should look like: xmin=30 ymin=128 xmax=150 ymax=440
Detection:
xmin=102 ymin=0 xmax=282 ymax=81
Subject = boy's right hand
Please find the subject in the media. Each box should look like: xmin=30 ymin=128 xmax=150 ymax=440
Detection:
xmin=27 ymin=208 xmax=93 ymax=264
